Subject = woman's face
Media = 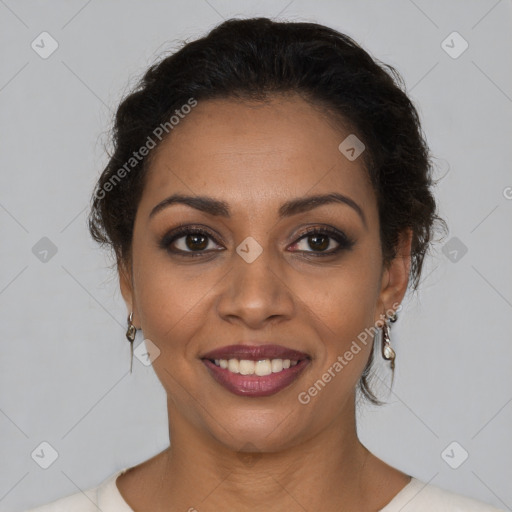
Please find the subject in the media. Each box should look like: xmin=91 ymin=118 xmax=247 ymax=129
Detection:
xmin=120 ymin=94 xmax=410 ymax=451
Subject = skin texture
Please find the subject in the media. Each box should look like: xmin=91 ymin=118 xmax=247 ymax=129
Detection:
xmin=117 ymin=94 xmax=413 ymax=511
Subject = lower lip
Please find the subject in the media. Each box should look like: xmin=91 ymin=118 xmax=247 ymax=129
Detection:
xmin=202 ymin=359 xmax=310 ymax=397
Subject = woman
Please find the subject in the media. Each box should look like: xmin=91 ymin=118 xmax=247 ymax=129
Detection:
xmin=26 ymin=17 xmax=503 ymax=512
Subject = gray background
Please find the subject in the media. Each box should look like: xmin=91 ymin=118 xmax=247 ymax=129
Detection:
xmin=1 ymin=0 xmax=511 ymax=510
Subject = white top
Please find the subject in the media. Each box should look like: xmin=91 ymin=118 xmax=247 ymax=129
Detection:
xmin=25 ymin=467 xmax=505 ymax=511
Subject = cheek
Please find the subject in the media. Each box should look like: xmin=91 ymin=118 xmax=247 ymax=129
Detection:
xmin=131 ymin=246 xmax=216 ymax=357
xmin=299 ymin=247 xmax=382 ymax=373
xmin=132 ymin=258 xmax=212 ymax=412
xmin=303 ymin=247 xmax=381 ymax=325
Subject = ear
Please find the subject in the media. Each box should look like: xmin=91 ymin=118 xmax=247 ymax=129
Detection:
xmin=118 ymin=258 xmax=139 ymax=328
xmin=374 ymin=228 xmax=413 ymax=323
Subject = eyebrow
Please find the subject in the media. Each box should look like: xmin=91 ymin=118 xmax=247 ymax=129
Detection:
xmin=149 ymin=192 xmax=367 ymax=228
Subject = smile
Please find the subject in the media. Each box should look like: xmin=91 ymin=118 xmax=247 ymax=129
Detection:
xmin=200 ymin=344 xmax=311 ymax=397
xmin=202 ymin=358 xmax=310 ymax=397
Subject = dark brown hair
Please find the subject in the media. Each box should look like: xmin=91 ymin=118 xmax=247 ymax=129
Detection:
xmin=88 ymin=17 xmax=446 ymax=405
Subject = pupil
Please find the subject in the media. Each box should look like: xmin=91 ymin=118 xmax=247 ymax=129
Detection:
xmin=187 ymin=234 xmax=208 ymax=250
xmin=309 ymin=234 xmax=328 ymax=251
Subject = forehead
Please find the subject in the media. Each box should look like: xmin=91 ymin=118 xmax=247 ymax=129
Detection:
xmin=139 ymin=95 xmax=376 ymax=221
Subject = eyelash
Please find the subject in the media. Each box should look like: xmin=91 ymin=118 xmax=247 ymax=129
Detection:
xmin=159 ymin=225 xmax=355 ymax=258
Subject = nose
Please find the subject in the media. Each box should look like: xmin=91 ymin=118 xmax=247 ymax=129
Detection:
xmin=215 ymin=244 xmax=295 ymax=329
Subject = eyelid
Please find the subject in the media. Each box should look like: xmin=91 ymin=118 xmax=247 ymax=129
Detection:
xmin=159 ymin=225 xmax=224 ymax=253
xmin=164 ymin=224 xmax=223 ymax=242
xmin=295 ymin=225 xmax=350 ymax=241
xmin=290 ymin=225 xmax=355 ymax=254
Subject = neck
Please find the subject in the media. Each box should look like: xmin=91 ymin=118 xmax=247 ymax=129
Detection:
xmin=150 ymin=394 xmax=380 ymax=511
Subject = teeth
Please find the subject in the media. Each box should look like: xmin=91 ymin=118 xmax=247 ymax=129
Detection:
xmin=213 ymin=358 xmax=299 ymax=375
xmin=239 ymin=360 xmax=255 ymax=375
xmin=255 ymin=360 xmax=272 ymax=376
xmin=271 ymin=359 xmax=283 ymax=372
xmin=228 ymin=359 xmax=239 ymax=373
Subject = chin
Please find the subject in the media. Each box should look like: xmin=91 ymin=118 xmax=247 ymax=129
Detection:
xmin=199 ymin=399 xmax=318 ymax=454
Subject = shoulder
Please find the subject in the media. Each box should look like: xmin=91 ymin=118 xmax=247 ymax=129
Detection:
xmin=381 ymin=477 xmax=505 ymax=512
xmin=23 ymin=468 xmax=130 ymax=512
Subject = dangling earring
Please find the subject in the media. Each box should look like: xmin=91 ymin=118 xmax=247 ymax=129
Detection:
xmin=381 ymin=312 xmax=397 ymax=370
xmin=125 ymin=312 xmax=137 ymax=373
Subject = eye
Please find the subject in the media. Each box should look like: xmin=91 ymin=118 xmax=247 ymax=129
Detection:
xmin=159 ymin=225 xmax=355 ymax=258
xmin=159 ymin=226 xmax=223 ymax=256
xmin=289 ymin=226 xmax=355 ymax=256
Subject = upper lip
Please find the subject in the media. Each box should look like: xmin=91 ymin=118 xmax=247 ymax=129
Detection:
xmin=200 ymin=344 xmax=310 ymax=361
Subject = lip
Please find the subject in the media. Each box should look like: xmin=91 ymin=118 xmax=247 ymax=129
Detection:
xmin=202 ymin=358 xmax=311 ymax=397
xmin=200 ymin=344 xmax=310 ymax=361
xmin=200 ymin=344 xmax=311 ymax=398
